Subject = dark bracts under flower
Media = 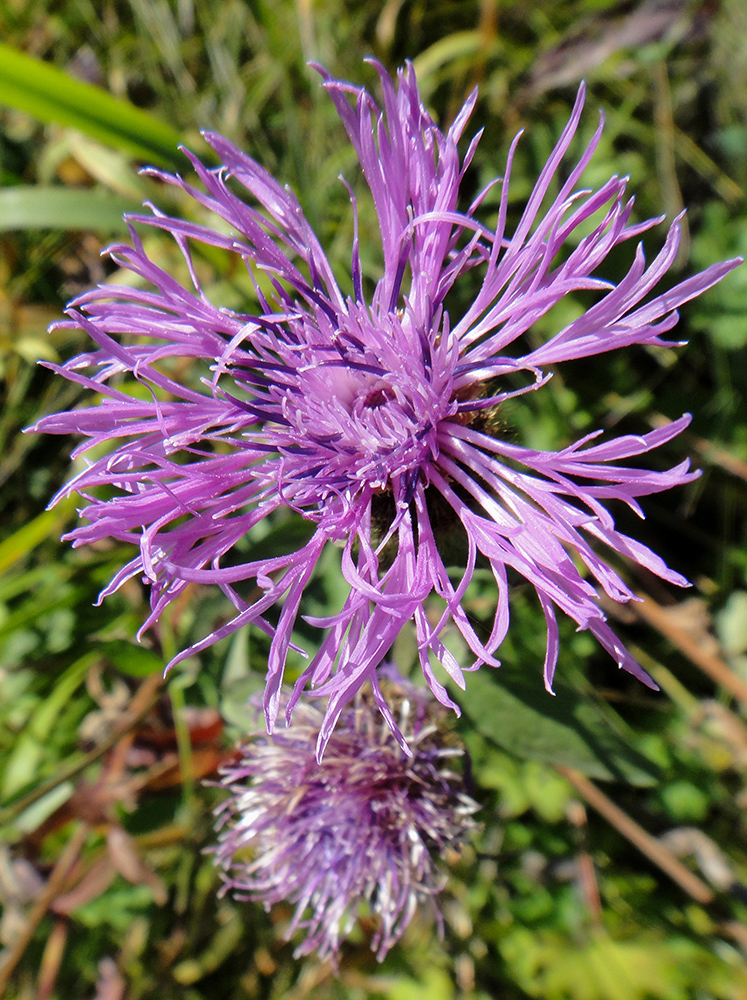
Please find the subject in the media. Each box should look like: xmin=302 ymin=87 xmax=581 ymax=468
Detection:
xmin=34 ymin=61 xmax=741 ymax=754
xmin=211 ymin=681 xmax=479 ymax=962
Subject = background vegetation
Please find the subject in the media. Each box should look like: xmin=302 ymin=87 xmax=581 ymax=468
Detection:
xmin=1 ymin=0 xmax=747 ymax=997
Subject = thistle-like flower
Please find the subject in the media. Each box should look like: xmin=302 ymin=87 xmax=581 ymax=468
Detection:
xmin=211 ymin=679 xmax=479 ymax=962
xmin=35 ymin=62 xmax=740 ymax=754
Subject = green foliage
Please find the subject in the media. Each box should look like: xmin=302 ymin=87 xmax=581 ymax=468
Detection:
xmin=457 ymin=667 xmax=660 ymax=786
xmin=689 ymin=202 xmax=747 ymax=350
xmin=500 ymin=928 xmax=746 ymax=1000
xmin=0 ymin=42 xmax=183 ymax=167
xmin=1 ymin=0 xmax=747 ymax=997
xmin=0 ymin=186 xmax=139 ymax=232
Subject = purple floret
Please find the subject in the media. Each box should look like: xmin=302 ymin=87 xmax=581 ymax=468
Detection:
xmin=34 ymin=61 xmax=741 ymax=755
xmin=211 ymin=682 xmax=479 ymax=962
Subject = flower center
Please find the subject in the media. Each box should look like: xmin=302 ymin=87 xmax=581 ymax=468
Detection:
xmin=361 ymin=386 xmax=394 ymax=410
xmin=236 ymin=308 xmax=459 ymax=503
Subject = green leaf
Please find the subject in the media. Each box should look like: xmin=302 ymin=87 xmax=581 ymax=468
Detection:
xmin=412 ymin=31 xmax=485 ymax=91
xmin=500 ymin=928 xmax=731 ymax=1000
xmin=75 ymin=885 xmax=160 ymax=932
xmin=389 ymin=966 xmax=456 ymax=1000
xmin=0 ymin=186 xmax=139 ymax=232
xmin=0 ymin=583 xmax=77 ymax=643
xmin=715 ymin=590 xmax=747 ymax=656
xmin=457 ymin=667 xmax=660 ymax=786
xmin=0 ymin=42 xmax=183 ymax=167
xmin=2 ymin=651 xmax=98 ymax=798
xmin=238 ymin=511 xmax=316 ymax=563
xmin=0 ymin=495 xmax=77 ymax=575
xmin=99 ymin=639 xmax=165 ymax=678
xmin=41 ymin=132 xmax=149 ymax=201
xmin=2 ymin=731 xmax=44 ymax=800
xmin=15 ymin=781 xmax=75 ymax=834
xmin=28 ymin=651 xmax=98 ymax=740
xmin=659 ymin=780 xmax=709 ymax=822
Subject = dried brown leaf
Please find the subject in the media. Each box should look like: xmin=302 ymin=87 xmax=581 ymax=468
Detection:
xmin=106 ymin=827 xmax=167 ymax=906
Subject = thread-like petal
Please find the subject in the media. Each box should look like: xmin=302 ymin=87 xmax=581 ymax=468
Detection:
xmin=32 ymin=62 xmax=742 ymax=749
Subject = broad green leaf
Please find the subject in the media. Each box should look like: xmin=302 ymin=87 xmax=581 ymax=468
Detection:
xmin=0 ymin=186 xmax=138 ymax=232
xmin=99 ymin=639 xmax=165 ymax=678
xmin=239 ymin=511 xmax=316 ymax=563
xmin=0 ymin=43 xmax=182 ymax=167
xmin=457 ymin=667 xmax=660 ymax=786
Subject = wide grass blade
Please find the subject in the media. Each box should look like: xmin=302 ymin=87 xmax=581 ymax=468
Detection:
xmin=0 ymin=43 xmax=182 ymax=167
xmin=0 ymin=186 xmax=139 ymax=232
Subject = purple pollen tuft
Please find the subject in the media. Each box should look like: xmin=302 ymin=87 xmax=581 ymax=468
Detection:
xmin=32 ymin=61 xmax=742 ymax=756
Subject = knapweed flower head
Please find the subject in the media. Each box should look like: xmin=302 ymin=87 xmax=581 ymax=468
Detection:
xmin=211 ymin=676 xmax=479 ymax=962
xmin=35 ymin=61 xmax=740 ymax=756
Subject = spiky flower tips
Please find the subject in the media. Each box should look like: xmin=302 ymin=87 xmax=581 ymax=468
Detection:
xmin=211 ymin=680 xmax=479 ymax=963
xmin=35 ymin=61 xmax=740 ymax=756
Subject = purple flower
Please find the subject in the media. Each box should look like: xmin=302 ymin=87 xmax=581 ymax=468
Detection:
xmin=35 ymin=62 xmax=740 ymax=755
xmin=211 ymin=678 xmax=479 ymax=962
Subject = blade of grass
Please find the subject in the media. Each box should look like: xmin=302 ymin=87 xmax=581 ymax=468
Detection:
xmin=0 ymin=186 xmax=139 ymax=232
xmin=0 ymin=43 xmax=183 ymax=168
xmin=0 ymin=495 xmax=78 ymax=575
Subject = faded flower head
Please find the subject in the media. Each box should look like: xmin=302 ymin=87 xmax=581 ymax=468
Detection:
xmin=211 ymin=677 xmax=479 ymax=962
xmin=35 ymin=61 xmax=740 ymax=754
